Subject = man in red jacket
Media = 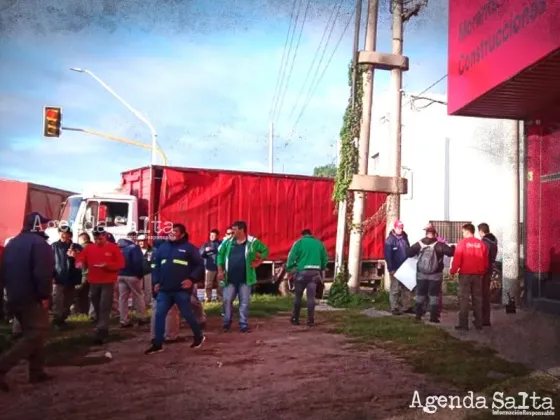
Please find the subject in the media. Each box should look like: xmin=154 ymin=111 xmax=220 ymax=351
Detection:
xmin=450 ymin=223 xmax=489 ymax=331
xmin=72 ymin=226 xmax=124 ymax=344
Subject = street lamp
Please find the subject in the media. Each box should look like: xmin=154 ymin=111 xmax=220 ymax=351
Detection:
xmin=69 ymin=67 xmax=160 ymax=165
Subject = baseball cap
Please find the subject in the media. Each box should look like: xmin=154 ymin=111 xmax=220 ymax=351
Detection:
xmin=424 ymin=223 xmax=437 ymax=234
xmin=92 ymin=225 xmax=107 ymax=237
xmin=137 ymin=234 xmax=147 ymax=241
xmin=23 ymin=212 xmax=52 ymax=229
xmin=394 ymin=220 xmax=404 ymax=229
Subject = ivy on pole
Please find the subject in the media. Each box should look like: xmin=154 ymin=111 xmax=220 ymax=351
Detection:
xmin=333 ymin=61 xmax=365 ymax=204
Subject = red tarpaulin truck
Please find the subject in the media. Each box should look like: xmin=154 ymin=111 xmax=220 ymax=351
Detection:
xmin=46 ymin=166 xmax=387 ymax=288
xmin=0 ymin=179 xmax=75 ymax=246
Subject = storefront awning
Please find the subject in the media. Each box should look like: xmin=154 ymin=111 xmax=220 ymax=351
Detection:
xmin=447 ymin=0 xmax=560 ymax=120
xmin=454 ymin=49 xmax=560 ymax=120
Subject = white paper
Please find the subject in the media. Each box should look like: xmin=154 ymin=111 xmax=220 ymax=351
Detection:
xmin=393 ymin=257 xmax=417 ymax=291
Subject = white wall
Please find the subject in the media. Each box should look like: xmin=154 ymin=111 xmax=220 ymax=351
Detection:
xmin=369 ymin=93 xmax=516 ymax=254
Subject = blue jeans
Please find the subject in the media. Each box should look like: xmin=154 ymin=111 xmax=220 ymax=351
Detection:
xmin=154 ymin=290 xmax=202 ymax=345
xmin=223 ymin=283 xmax=251 ymax=328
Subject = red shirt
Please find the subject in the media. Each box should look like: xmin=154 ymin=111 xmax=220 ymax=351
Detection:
xmin=450 ymin=237 xmax=489 ymax=275
xmin=76 ymin=242 xmax=124 ymax=284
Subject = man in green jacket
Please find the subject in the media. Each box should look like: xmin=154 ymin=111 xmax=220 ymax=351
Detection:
xmin=217 ymin=221 xmax=269 ymax=333
xmin=286 ymin=229 xmax=328 ymax=327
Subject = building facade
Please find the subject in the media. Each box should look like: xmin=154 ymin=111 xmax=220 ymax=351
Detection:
xmin=448 ymin=0 xmax=560 ymax=312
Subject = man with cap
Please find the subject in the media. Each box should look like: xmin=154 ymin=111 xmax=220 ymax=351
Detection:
xmin=71 ymin=226 xmax=125 ymax=344
xmin=407 ymin=224 xmax=455 ymax=323
xmin=0 ymin=212 xmax=55 ymax=392
xmin=384 ymin=220 xmax=414 ymax=315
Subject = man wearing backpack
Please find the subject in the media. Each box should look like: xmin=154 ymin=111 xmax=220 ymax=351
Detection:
xmin=407 ymin=225 xmax=455 ymax=323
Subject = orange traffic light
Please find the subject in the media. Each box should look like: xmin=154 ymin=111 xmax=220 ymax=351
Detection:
xmin=43 ymin=106 xmax=62 ymax=137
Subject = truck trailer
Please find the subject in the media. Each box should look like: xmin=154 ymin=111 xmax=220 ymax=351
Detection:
xmin=46 ymin=166 xmax=387 ymax=286
xmin=0 ymin=179 xmax=75 ymax=245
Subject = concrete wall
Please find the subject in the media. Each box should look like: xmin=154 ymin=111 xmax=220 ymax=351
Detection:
xmin=369 ymin=93 xmax=516 ymax=253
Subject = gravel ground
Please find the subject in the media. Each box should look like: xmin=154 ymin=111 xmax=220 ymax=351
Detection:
xmin=0 ymin=316 xmax=454 ymax=420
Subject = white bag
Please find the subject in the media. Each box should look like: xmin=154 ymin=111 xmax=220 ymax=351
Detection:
xmin=393 ymin=257 xmax=418 ymax=291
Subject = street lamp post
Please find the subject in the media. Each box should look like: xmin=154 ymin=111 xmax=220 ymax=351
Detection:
xmin=70 ymin=67 xmax=159 ymax=165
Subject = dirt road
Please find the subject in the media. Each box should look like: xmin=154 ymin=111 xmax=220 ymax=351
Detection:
xmin=0 ymin=316 xmax=453 ymax=420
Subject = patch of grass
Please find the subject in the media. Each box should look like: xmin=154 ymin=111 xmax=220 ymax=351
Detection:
xmin=371 ymin=290 xmax=390 ymax=311
xmin=45 ymin=333 xmax=127 ymax=366
xmin=327 ymin=272 xmax=376 ymax=309
xmin=204 ymin=294 xmax=294 ymax=318
xmin=445 ymin=280 xmax=458 ymax=295
xmin=323 ymin=311 xmax=528 ymax=391
xmin=1 ymin=314 xmax=131 ymax=367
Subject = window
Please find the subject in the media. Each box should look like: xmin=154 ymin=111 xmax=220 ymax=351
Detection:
xmin=83 ymin=200 xmax=129 ymax=228
xmin=60 ymin=196 xmax=82 ymax=226
xmin=429 ymin=220 xmax=472 ymax=244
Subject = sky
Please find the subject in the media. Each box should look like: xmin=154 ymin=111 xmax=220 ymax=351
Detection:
xmin=0 ymin=0 xmax=449 ymax=192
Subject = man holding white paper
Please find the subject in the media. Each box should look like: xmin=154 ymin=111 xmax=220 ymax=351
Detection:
xmin=407 ymin=225 xmax=455 ymax=323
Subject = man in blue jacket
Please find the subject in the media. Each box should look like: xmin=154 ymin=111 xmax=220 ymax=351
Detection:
xmin=51 ymin=226 xmax=83 ymax=330
xmin=384 ymin=220 xmax=414 ymax=315
xmin=145 ymin=224 xmax=206 ymax=354
xmin=117 ymin=232 xmax=149 ymax=328
xmin=0 ymin=212 xmax=55 ymax=392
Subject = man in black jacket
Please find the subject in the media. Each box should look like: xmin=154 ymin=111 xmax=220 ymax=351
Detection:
xmin=0 ymin=213 xmax=55 ymax=392
xmin=478 ymin=223 xmax=498 ymax=326
xmin=407 ymin=225 xmax=455 ymax=323
xmin=200 ymin=229 xmax=222 ymax=302
xmin=52 ymin=226 xmax=83 ymax=329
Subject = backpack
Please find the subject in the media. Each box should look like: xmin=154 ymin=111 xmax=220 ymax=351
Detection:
xmin=417 ymin=242 xmax=439 ymax=274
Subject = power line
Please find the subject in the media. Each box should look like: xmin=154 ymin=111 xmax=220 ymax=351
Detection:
xmin=300 ymin=0 xmax=344 ymax=115
xmin=273 ymin=0 xmax=311 ymax=123
xmin=286 ymin=0 xmax=342 ymax=123
xmin=270 ymin=0 xmax=305 ymax=123
xmin=287 ymin=8 xmax=354 ymax=145
xmin=268 ymin=0 xmax=300 ymax=121
xmin=380 ymin=73 xmax=447 ymax=123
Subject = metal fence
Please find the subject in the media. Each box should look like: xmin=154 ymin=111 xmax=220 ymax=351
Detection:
xmin=429 ymin=220 xmax=472 ymax=244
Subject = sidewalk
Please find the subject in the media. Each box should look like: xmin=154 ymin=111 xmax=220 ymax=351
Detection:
xmin=437 ymin=304 xmax=560 ymax=378
xmin=364 ymin=297 xmax=560 ymax=378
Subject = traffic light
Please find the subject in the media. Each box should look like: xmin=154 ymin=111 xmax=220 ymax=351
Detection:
xmin=43 ymin=106 xmax=62 ymax=137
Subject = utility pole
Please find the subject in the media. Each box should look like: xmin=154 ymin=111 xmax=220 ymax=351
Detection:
xmin=383 ymin=0 xmax=405 ymax=291
xmin=335 ymin=0 xmax=363 ymax=277
xmin=347 ymin=0 xmax=379 ymax=292
xmin=502 ymin=120 xmax=521 ymax=304
xmin=269 ymin=122 xmax=274 ymax=173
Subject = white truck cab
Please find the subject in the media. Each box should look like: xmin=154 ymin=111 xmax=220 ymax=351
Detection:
xmin=45 ymin=191 xmax=139 ymax=245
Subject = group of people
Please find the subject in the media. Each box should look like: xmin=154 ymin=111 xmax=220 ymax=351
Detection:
xmin=384 ymin=220 xmax=498 ymax=330
xmin=0 ymin=211 xmax=331 ymax=391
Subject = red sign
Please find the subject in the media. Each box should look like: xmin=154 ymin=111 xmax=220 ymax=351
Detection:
xmin=448 ymin=0 xmax=560 ymax=115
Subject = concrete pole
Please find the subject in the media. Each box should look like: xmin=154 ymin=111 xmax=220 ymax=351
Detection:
xmin=383 ymin=0 xmax=404 ymax=291
xmin=502 ymin=120 xmax=521 ymax=304
xmin=335 ymin=0 xmax=363 ymax=277
xmin=269 ymin=122 xmax=274 ymax=173
xmin=347 ymin=0 xmax=379 ymax=293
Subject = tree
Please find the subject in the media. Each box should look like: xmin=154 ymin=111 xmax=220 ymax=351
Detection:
xmin=313 ymin=163 xmax=337 ymax=178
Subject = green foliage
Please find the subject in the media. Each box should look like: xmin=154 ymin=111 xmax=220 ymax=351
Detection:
xmin=204 ymin=294 xmax=293 ymax=318
xmin=313 ymin=163 xmax=337 ymax=178
xmin=333 ymin=62 xmax=365 ymax=203
xmin=327 ymin=270 xmax=373 ymax=309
